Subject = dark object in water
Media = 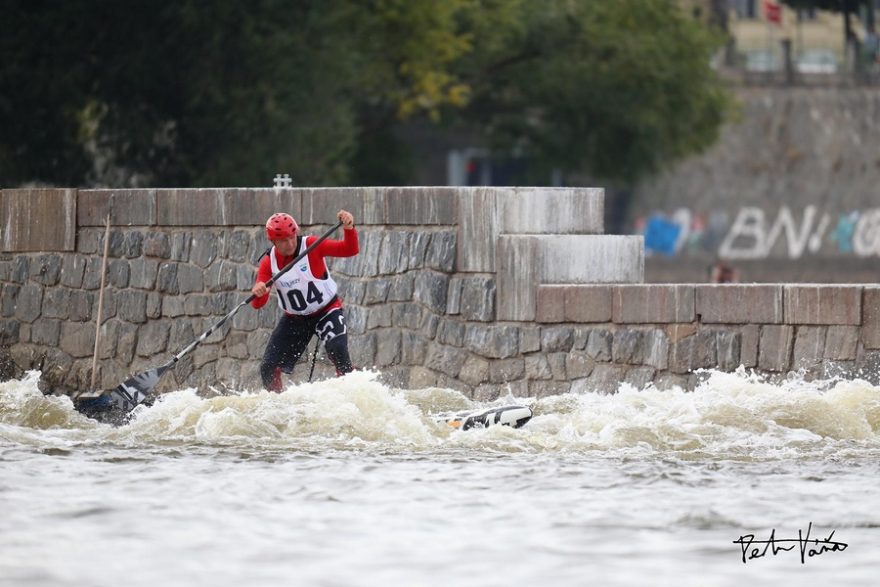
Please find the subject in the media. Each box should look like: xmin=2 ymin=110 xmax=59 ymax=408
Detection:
xmin=75 ymin=393 xmax=153 ymax=426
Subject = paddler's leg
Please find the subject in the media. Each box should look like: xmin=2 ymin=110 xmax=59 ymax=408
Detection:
xmin=260 ymin=314 xmax=313 ymax=391
xmin=325 ymin=335 xmax=353 ymax=375
xmin=315 ymin=308 xmax=354 ymax=375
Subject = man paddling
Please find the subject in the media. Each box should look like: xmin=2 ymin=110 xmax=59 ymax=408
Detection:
xmin=251 ymin=210 xmax=359 ymax=391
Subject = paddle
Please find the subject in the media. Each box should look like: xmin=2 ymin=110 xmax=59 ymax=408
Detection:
xmin=98 ymin=220 xmax=344 ymax=412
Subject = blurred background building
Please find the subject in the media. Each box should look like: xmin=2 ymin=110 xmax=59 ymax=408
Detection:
xmin=434 ymin=1 xmax=879 ymax=190
xmin=633 ymin=0 xmax=880 ymax=283
xmin=410 ymin=1 xmax=880 ymax=284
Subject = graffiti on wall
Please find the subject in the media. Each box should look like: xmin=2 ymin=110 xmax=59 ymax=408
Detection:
xmin=851 ymin=209 xmax=880 ymax=257
xmin=718 ymin=205 xmax=829 ymax=260
xmin=638 ymin=206 xmax=880 ymax=259
xmin=637 ymin=209 xmax=730 ymax=256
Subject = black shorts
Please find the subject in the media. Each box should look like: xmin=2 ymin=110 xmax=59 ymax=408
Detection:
xmin=261 ymin=307 xmax=352 ymax=377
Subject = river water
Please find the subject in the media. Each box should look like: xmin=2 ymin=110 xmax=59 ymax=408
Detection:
xmin=2 ymin=368 xmax=879 ymax=587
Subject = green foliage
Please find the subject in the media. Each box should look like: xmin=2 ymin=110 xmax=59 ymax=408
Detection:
xmin=0 ymin=0 xmax=730 ymax=187
xmin=1 ymin=1 xmax=93 ymax=184
xmin=456 ymin=0 xmax=731 ymax=183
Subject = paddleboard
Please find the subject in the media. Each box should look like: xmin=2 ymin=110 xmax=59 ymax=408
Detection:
xmin=435 ymin=404 xmax=532 ymax=430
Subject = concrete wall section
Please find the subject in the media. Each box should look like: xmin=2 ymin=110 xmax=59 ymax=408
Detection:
xmin=384 ymin=187 xmax=458 ymax=225
xmin=695 ymin=284 xmax=784 ymax=324
xmin=302 ymin=187 xmax=378 ymax=226
xmin=456 ymin=187 xmax=607 ymax=273
xmin=862 ymin=287 xmax=880 ymax=349
xmin=79 ymin=188 xmax=305 ymax=228
xmin=497 ymin=235 xmax=642 ymax=321
xmin=500 ymin=187 xmax=604 ymax=235
xmin=156 ymin=188 xmax=302 ymax=226
xmin=536 ymin=285 xmax=613 ymax=323
xmin=456 ymin=188 xmax=501 ymax=273
xmin=496 ymin=236 xmax=541 ymax=321
xmin=1 ymin=189 xmax=77 ymax=252
xmin=783 ymin=285 xmax=861 ymax=325
xmin=539 ymin=236 xmax=643 ymax=284
xmin=227 ymin=189 xmax=302 ymax=226
xmin=612 ymin=285 xmax=695 ymax=323
xmin=78 ymin=189 xmax=157 ymax=227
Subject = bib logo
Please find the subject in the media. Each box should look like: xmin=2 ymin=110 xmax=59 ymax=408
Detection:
xmin=299 ymin=264 xmax=308 ymax=272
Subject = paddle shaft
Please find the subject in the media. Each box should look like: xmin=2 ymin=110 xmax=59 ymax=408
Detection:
xmin=162 ymin=220 xmax=344 ymax=371
xmin=89 ymin=214 xmax=112 ymax=393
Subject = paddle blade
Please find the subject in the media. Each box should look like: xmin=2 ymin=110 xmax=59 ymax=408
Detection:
xmin=106 ymin=366 xmax=168 ymax=412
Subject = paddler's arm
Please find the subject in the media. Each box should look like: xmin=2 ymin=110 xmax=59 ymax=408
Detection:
xmin=315 ymin=210 xmax=359 ymax=257
xmin=250 ymin=256 xmax=273 ymax=309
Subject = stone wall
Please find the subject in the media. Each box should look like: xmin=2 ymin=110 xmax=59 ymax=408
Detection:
xmin=531 ymin=283 xmax=880 ymax=392
xmin=1 ymin=186 xmax=644 ymax=397
xmin=2 ymin=187 xmax=877 ymax=399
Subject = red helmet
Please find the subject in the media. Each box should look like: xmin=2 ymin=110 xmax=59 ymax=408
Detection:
xmin=265 ymin=213 xmax=298 ymax=241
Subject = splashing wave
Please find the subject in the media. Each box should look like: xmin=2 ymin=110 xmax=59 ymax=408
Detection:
xmin=2 ymin=368 xmax=879 ymax=459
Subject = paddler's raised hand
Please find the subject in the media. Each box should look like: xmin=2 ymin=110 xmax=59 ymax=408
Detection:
xmin=338 ymin=209 xmax=355 ymax=229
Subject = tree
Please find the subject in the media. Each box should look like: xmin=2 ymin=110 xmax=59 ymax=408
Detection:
xmin=1 ymin=1 xmax=94 ymax=185
xmin=451 ymin=0 xmax=730 ymax=183
xmin=0 ymin=0 xmax=486 ymax=187
xmin=0 ymin=0 xmax=730 ymax=187
xmin=0 ymin=1 xmax=344 ymax=186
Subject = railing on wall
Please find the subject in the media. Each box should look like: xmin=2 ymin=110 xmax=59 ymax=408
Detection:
xmin=716 ymin=39 xmax=880 ymax=86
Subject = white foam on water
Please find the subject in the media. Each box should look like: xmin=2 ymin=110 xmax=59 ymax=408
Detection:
xmin=527 ymin=368 xmax=880 ymax=459
xmin=2 ymin=367 xmax=879 ymax=459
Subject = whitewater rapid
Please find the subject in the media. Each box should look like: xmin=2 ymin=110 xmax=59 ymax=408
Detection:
xmin=3 ymin=368 xmax=879 ymax=456
xmin=2 ymin=369 xmax=879 ymax=587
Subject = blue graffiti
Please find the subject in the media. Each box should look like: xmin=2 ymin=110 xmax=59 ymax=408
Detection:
xmin=643 ymin=216 xmax=682 ymax=256
xmin=830 ymin=212 xmax=859 ymax=253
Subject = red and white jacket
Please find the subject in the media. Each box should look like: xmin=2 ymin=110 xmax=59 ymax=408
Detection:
xmin=251 ymin=228 xmax=359 ymax=316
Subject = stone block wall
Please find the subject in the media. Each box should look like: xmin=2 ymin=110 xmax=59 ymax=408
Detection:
xmin=531 ymin=283 xmax=880 ymax=394
xmin=0 ymin=186 xmax=641 ymax=396
xmin=3 ymin=187 xmax=876 ymax=400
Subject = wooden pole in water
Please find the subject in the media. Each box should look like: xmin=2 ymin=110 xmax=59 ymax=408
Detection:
xmin=89 ymin=213 xmax=112 ymax=393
